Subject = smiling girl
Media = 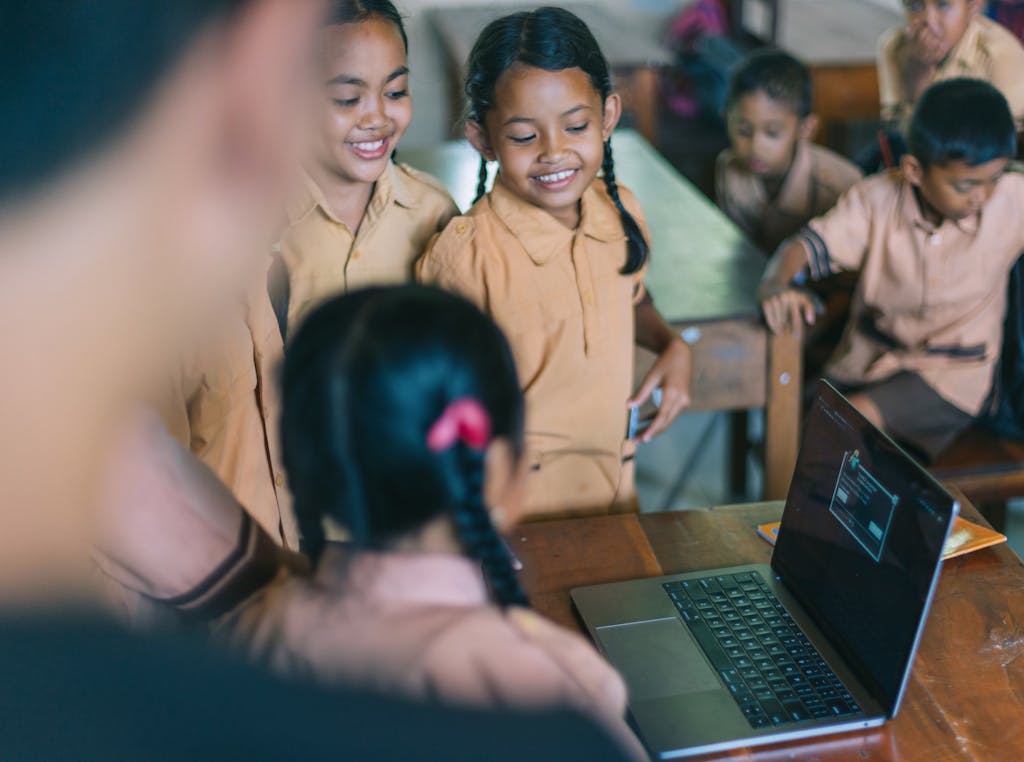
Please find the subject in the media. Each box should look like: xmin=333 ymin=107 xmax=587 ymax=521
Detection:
xmin=417 ymin=7 xmax=693 ymax=521
xmin=279 ymin=1 xmax=458 ymax=331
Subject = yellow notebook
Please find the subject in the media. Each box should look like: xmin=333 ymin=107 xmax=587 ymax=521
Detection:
xmin=757 ymin=516 xmax=1006 ymax=560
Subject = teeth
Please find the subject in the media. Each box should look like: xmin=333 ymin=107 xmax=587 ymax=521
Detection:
xmin=351 ymin=139 xmax=385 ymax=151
xmin=536 ymin=169 xmax=576 ymax=183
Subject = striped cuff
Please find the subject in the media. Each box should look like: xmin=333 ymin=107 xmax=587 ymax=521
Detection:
xmin=795 ymin=227 xmax=831 ymax=282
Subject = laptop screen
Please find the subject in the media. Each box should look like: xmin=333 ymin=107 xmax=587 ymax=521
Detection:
xmin=772 ymin=382 xmax=957 ymax=714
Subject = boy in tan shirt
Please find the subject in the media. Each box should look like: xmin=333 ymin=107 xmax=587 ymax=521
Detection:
xmin=878 ymin=0 xmax=1024 ymax=131
xmin=716 ymin=50 xmax=862 ymax=255
xmin=760 ymin=79 xmax=1023 ymax=460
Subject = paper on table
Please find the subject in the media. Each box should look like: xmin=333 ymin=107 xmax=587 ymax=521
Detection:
xmin=756 ymin=516 xmax=1006 ymax=561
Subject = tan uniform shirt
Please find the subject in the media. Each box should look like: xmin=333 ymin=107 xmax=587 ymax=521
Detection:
xmin=281 ymin=161 xmax=458 ymax=330
xmin=716 ymin=141 xmax=862 ymax=254
xmin=225 ymin=547 xmax=643 ymax=759
xmin=878 ymin=16 xmax=1024 ymax=128
xmin=161 ymin=254 xmax=298 ymax=549
xmin=798 ymin=170 xmax=1024 ymax=415
xmin=417 ymin=179 xmax=648 ymax=520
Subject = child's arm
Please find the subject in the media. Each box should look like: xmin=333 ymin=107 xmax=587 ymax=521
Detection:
xmin=631 ymin=298 xmax=692 ymax=443
xmin=758 ymin=238 xmax=818 ymax=336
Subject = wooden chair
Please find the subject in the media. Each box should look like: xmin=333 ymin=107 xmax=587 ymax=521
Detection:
xmin=930 ymin=429 xmax=1024 ymax=532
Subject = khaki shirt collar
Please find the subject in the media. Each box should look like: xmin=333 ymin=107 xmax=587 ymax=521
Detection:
xmin=286 ymin=162 xmax=421 ymax=228
xmin=488 ymin=176 xmax=625 ymax=265
xmin=900 ymin=175 xmax=981 ymax=236
xmin=940 ymin=18 xmax=984 ymax=76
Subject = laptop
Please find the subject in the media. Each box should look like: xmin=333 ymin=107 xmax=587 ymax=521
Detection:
xmin=571 ymin=382 xmax=958 ymax=758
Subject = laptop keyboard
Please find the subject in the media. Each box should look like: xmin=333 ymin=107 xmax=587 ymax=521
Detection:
xmin=664 ymin=571 xmax=861 ymax=729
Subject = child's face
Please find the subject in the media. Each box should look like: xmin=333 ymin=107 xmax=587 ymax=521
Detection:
xmin=726 ymin=91 xmax=811 ymax=180
xmin=314 ymin=18 xmax=411 ymax=186
xmin=467 ymin=64 xmax=620 ymax=228
xmin=905 ymin=155 xmax=1008 ymax=221
xmin=902 ymin=0 xmax=980 ymax=64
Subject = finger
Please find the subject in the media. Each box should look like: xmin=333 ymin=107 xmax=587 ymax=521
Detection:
xmin=803 ymin=298 xmax=817 ymax=326
xmin=788 ymin=299 xmax=803 ymax=334
xmin=629 ymin=368 xmax=660 ymax=408
xmin=764 ymin=300 xmax=781 ymax=335
xmin=642 ymin=390 xmax=677 ymax=442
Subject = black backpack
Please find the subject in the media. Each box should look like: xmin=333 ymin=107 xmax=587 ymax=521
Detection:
xmin=981 ymin=253 xmax=1024 ymax=441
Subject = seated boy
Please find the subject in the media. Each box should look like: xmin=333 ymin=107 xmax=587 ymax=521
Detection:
xmin=716 ymin=49 xmax=862 ymax=255
xmin=759 ymin=78 xmax=1024 ymax=461
xmin=878 ymin=0 xmax=1024 ymax=131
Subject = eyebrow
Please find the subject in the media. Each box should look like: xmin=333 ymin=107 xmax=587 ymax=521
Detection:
xmin=502 ymin=104 xmax=592 ymax=127
xmin=328 ymin=66 xmax=409 ymax=87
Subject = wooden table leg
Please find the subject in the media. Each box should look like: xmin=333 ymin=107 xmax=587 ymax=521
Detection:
xmin=764 ymin=330 xmax=802 ymax=500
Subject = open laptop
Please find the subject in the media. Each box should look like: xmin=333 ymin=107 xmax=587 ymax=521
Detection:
xmin=571 ymin=382 xmax=958 ymax=758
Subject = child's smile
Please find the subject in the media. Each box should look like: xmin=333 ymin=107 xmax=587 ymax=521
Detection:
xmin=469 ymin=63 xmax=619 ymax=229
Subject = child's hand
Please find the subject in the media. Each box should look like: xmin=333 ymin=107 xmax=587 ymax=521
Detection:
xmin=905 ymin=22 xmax=946 ymax=66
xmin=628 ymin=338 xmax=692 ymax=443
xmin=760 ymin=285 xmax=818 ymax=335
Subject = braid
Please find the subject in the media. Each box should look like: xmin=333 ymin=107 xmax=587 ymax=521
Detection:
xmin=474 ymin=157 xmax=489 ymax=203
xmin=602 ymin=140 xmax=649 ymax=275
xmin=450 ymin=446 xmax=529 ymax=608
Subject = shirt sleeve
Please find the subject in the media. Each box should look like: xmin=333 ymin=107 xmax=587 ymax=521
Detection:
xmin=877 ymin=26 xmax=906 ymax=125
xmin=987 ymin=31 xmax=1024 ymax=130
xmin=801 ymin=181 xmax=874 ymax=279
xmin=414 ymin=218 xmax=489 ymax=312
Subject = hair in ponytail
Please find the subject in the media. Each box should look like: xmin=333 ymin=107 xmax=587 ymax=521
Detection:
xmin=474 ymin=156 xmax=490 ymax=204
xmin=281 ymin=285 xmax=528 ymax=607
xmin=463 ymin=7 xmax=648 ymax=272
xmin=601 ymin=140 xmax=648 ymax=274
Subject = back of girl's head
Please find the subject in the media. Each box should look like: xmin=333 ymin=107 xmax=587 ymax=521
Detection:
xmin=324 ymin=0 xmax=408 ymax=49
xmin=463 ymin=7 xmax=649 ymax=275
xmin=281 ymin=285 xmax=529 ymax=607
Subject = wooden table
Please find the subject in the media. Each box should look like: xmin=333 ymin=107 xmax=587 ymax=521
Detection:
xmin=735 ymin=0 xmax=902 ymax=151
xmin=514 ymin=499 xmax=1024 ymax=760
xmin=403 ymin=130 xmax=801 ymax=500
xmin=427 ymin=4 xmax=673 ymax=147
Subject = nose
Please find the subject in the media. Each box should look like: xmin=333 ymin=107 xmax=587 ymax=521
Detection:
xmin=538 ymin=131 xmax=568 ymax=163
xmin=924 ymin=6 xmax=942 ymax=34
xmin=357 ymin=94 xmax=388 ymax=131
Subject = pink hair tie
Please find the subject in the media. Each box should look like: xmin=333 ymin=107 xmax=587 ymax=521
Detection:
xmin=427 ymin=398 xmax=492 ymax=453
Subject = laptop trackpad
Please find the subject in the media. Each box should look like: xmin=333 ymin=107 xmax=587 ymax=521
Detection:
xmin=596 ymin=618 xmax=721 ymax=701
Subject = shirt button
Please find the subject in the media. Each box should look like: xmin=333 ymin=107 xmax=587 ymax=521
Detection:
xmin=352 ymin=250 xmax=361 ymax=260
xmin=930 ymin=234 xmax=941 ymax=246
xmin=584 ymin=292 xmax=594 ymax=305
xmin=275 ymin=473 xmax=285 ymax=487
xmin=455 ymin=223 xmax=468 ymax=235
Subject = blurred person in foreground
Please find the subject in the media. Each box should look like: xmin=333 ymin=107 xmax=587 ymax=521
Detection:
xmin=0 ymin=3 xmax=632 ymax=759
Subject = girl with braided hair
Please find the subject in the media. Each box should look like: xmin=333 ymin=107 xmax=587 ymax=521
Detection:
xmin=417 ymin=7 xmax=693 ymax=520
xmin=229 ymin=285 xmax=642 ymax=757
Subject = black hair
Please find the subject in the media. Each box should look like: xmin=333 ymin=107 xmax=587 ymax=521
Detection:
xmin=0 ymin=1 xmax=248 ymax=203
xmin=726 ymin=49 xmax=812 ymax=118
xmin=281 ymin=285 xmax=529 ymax=608
xmin=907 ymin=78 xmax=1017 ymax=169
xmin=324 ymin=0 xmax=408 ymax=51
xmin=463 ymin=6 xmax=648 ymax=275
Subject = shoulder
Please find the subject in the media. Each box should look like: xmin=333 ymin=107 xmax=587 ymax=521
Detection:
xmin=995 ymin=164 xmax=1024 ymax=200
xmin=393 ymin=161 xmax=458 ymax=219
xmin=976 ymin=15 xmax=1024 ymax=54
xmin=417 ymin=208 xmax=495 ymax=291
xmin=807 ymin=143 xmax=863 ymax=196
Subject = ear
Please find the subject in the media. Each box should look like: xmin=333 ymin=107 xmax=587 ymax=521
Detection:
xmin=799 ymin=114 xmax=819 ymax=143
xmin=465 ymin=120 xmax=497 ymax=162
xmin=901 ymin=154 xmax=924 ymax=186
xmin=482 ymin=437 xmax=524 ymax=532
xmin=601 ymin=93 xmax=623 ymax=140
xmin=966 ymin=0 xmax=984 ymax=20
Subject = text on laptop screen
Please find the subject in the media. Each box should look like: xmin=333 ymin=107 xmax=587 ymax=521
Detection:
xmin=772 ymin=385 xmax=954 ymax=712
